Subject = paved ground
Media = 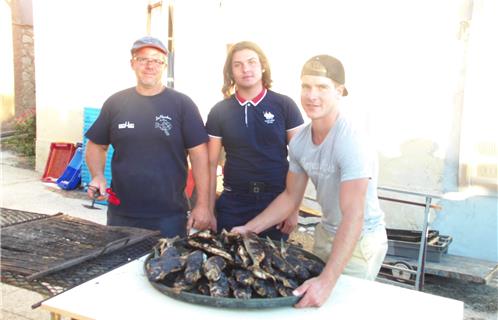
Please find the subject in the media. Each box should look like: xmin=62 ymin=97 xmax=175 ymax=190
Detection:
xmin=1 ymin=149 xmax=497 ymax=319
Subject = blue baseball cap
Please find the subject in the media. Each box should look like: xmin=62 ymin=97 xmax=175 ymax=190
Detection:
xmin=131 ymin=36 xmax=168 ymax=55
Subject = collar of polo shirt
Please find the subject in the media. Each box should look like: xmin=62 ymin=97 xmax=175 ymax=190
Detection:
xmin=235 ymin=88 xmax=267 ymax=107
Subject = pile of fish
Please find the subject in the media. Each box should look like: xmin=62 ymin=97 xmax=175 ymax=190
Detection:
xmin=145 ymin=230 xmax=324 ymax=299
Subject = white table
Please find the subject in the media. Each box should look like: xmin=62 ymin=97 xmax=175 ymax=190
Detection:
xmin=40 ymin=256 xmax=463 ymax=320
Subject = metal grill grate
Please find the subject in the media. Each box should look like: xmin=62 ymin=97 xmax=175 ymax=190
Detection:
xmin=0 ymin=208 xmax=159 ymax=298
xmin=1 ymin=235 xmax=159 ymax=297
xmin=0 ymin=208 xmax=51 ymax=227
xmin=2 ymin=210 xmax=158 ymax=279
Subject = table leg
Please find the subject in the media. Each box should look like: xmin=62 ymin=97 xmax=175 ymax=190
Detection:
xmin=50 ymin=312 xmax=61 ymax=320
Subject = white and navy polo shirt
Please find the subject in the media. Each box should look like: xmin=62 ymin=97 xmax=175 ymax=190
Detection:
xmin=206 ymin=89 xmax=304 ymax=192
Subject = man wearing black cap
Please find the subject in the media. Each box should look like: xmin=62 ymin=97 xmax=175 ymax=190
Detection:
xmin=233 ymin=55 xmax=387 ymax=307
xmin=85 ymin=36 xmax=215 ymax=237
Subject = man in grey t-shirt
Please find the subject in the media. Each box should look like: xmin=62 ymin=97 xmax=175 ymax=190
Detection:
xmin=233 ymin=55 xmax=387 ymax=308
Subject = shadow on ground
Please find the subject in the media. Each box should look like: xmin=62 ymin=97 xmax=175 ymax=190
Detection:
xmin=424 ymin=274 xmax=498 ymax=318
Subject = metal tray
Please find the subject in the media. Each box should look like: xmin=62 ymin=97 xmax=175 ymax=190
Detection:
xmin=386 ymin=228 xmax=439 ymax=243
xmin=387 ymin=235 xmax=453 ymax=262
xmin=143 ymin=238 xmax=324 ymax=308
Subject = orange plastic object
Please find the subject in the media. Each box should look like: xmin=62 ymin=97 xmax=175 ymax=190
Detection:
xmin=185 ymin=168 xmax=195 ymax=198
xmin=42 ymin=143 xmax=77 ymax=183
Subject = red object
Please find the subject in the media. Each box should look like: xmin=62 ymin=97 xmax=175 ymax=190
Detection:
xmin=106 ymin=188 xmax=121 ymax=206
xmin=42 ymin=143 xmax=76 ymax=183
xmin=185 ymin=168 xmax=195 ymax=198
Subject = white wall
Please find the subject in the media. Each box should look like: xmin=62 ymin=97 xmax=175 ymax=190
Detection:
xmin=172 ymin=0 xmax=226 ymax=120
xmin=33 ymin=0 xmax=149 ymax=170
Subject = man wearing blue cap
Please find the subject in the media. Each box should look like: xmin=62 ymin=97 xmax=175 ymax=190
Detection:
xmin=85 ymin=36 xmax=215 ymax=237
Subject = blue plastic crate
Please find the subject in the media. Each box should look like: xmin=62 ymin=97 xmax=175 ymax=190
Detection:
xmin=56 ymin=146 xmax=83 ymax=190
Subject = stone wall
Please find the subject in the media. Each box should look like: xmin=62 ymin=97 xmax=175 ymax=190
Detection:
xmin=10 ymin=0 xmax=35 ymax=119
xmin=12 ymin=21 xmax=36 ymax=117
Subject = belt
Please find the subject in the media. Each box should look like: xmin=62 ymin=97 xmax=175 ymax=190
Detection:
xmin=224 ymin=182 xmax=283 ymax=194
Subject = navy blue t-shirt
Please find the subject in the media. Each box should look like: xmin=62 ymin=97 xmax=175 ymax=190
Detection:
xmin=85 ymin=87 xmax=208 ymax=218
xmin=206 ymin=90 xmax=304 ymax=192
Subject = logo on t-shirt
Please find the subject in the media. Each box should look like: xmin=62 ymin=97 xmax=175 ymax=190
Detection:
xmin=263 ymin=111 xmax=275 ymax=124
xmin=155 ymin=115 xmax=172 ymax=136
xmin=118 ymin=121 xmax=135 ymax=129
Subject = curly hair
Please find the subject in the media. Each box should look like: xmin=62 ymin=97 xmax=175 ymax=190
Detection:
xmin=221 ymin=41 xmax=272 ymax=98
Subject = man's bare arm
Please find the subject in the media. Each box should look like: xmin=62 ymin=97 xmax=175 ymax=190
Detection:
xmin=187 ymin=142 xmax=216 ymax=232
xmin=85 ymin=140 xmax=109 ymax=200
xmin=294 ymin=178 xmax=368 ymax=308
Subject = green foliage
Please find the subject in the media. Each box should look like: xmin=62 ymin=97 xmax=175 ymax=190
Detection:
xmin=5 ymin=109 xmax=36 ymax=157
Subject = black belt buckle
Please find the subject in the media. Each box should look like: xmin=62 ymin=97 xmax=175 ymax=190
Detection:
xmin=249 ymin=182 xmax=265 ymax=193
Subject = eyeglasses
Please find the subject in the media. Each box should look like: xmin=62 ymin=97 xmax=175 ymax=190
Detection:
xmin=133 ymin=56 xmax=166 ymax=67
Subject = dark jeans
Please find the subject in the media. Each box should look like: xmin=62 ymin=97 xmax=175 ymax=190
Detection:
xmin=107 ymin=210 xmax=187 ymax=238
xmin=215 ymin=191 xmax=288 ymax=241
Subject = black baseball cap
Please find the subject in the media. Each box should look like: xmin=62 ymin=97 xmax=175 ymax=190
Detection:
xmin=301 ymin=55 xmax=348 ymax=96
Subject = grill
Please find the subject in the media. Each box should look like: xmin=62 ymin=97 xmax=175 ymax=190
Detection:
xmin=0 ymin=208 xmax=160 ymax=298
xmin=0 ymin=208 xmax=47 ymax=227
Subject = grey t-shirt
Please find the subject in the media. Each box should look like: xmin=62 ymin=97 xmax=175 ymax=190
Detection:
xmin=289 ymin=114 xmax=385 ymax=235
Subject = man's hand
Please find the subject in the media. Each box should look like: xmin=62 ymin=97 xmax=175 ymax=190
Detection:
xmin=187 ymin=206 xmax=216 ymax=234
xmin=276 ymin=211 xmax=299 ymax=234
xmin=87 ymin=175 xmax=107 ymax=201
xmin=230 ymin=225 xmax=253 ymax=236
xmin=293 ymin=274 xmax=336 ymax=308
